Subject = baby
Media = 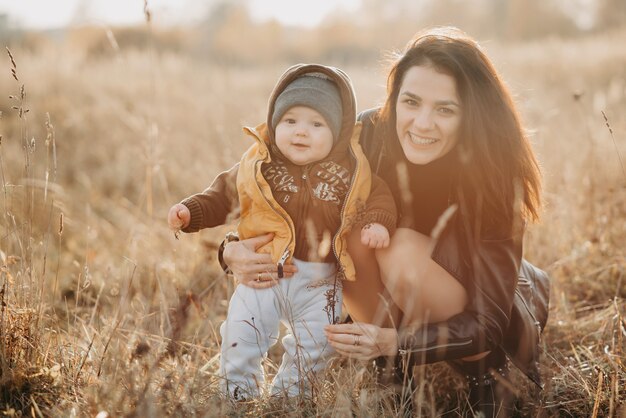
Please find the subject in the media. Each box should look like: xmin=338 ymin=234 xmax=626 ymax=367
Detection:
xmin=168 ymin=63 xmax=396 ymax=398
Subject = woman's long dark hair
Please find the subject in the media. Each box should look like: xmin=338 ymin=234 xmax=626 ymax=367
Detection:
xmin=375 ymin=27 xmax=542 ymax=233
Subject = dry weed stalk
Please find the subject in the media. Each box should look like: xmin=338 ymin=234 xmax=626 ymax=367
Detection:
xmin=0 ymin=45 xmax=76 ymax=417
xmin=601 ymin=110 xmax=626 ymax=181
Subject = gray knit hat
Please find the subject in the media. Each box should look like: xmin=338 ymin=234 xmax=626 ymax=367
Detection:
xmin=271 ymin=74 xmax=343 ymax=142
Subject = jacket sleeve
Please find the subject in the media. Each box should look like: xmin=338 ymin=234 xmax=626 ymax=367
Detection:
xmin=354 ymin=174 xmax=397 ymax=236
xmin=180 ymin=163 xmax=240 ymax=233
xmin=396 ymin=218 xmax=523 ymax=365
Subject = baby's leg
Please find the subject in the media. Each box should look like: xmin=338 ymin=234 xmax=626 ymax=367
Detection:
xmin=220 ymin=284 xmax=281 ymax=399
xmin=271 ymin=260 xmax=341 ymax=397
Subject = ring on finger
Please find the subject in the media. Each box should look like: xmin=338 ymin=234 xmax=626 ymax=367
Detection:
xmin=256 ymin=273 xmax=262 ymax=282
xmin=353 ymin=334 xmax=360 ymax=346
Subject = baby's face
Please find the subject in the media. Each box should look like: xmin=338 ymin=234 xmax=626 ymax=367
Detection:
xmin=274 ymin=106 xmax=334 ymax=166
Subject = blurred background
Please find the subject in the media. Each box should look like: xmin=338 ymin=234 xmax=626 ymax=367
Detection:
xmin=0 ymin=1 xmax=624 ymax=416
xmin=1 ymin=0 xmax=625 ymax=62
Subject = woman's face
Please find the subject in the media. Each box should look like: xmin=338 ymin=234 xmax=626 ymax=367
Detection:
xmin=395 ymin=65 xmax=462 ymax=165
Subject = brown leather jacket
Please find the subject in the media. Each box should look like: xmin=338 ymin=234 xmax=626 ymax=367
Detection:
xmin=358 ymin=109 xmax=550 ymax=388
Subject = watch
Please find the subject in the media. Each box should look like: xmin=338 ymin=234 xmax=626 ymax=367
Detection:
xmin=218 ymin=232 xmax=239 ymax=275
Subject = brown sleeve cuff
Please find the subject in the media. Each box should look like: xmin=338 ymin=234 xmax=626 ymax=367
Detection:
xmin=354 ymin=210 xmax=397 ymax=237
xmin=180 ymin=198 xmax=204 ymax=233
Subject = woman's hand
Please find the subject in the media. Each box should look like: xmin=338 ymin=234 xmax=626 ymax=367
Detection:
xmin=223 ymin=233 xmax=298 ymax=289
xmin=324 ymin=322 xmax=398 ymax=360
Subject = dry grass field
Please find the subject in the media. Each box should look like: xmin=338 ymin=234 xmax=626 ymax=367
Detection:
xmin=0 ymin=25 xmax=625 ymax=417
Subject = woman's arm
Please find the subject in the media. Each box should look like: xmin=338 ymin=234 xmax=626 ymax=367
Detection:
xmin=327 ymin=225 xmax=523 ymax=365
xmin=412 ymin=223 xmax=523 ymax=362
xmin=409 ymin=232 xmax=521 ymax=364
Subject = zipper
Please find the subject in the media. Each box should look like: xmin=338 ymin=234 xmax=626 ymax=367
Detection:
xmin=285 ymin=164 xmax=312 ymax=277
xmin=299 ymin=165 xmax=313 ymax=221
xmin=513 ymin=283 xmax=545 ymax=388
xmin=332 ymin=141 xmax=359 ymax=269
xmin=515 ymin=287 xmax=542 ymax=334
xmin=398 ymin=338 xmax=473 ymax=355
xmin=277 ymin=249 xmax=290 ymax=278
xmin=250 ymin=140 xmax=295 ymax=278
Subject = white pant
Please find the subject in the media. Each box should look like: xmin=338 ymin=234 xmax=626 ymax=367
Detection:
xmin=219 ymin=259 xmax=342 ymax=398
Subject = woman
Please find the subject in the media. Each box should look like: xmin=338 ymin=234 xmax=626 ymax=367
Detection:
xmin=221 ymin=27 xmax=549 ymax=416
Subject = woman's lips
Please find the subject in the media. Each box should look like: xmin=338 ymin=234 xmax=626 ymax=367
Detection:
xmin=408 ymin=132 xmax=438 ymax=145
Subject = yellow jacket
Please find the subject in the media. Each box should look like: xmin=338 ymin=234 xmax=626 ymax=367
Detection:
xmin=237 ymin=122 xmax=377 ymax=281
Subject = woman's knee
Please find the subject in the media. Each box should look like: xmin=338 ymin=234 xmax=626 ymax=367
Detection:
xmin=375 ymin=228 xmax=468 ymax=322
xmin=375 ymin=229 xmax=429 ymax=284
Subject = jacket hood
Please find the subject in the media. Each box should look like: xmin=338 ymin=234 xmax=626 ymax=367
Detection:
xmin=266 ymin=63 xmax=357 ymax=162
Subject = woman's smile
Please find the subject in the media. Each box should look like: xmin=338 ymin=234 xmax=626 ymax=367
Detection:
xmin=408 ymin=132 xmax=439 ymax=146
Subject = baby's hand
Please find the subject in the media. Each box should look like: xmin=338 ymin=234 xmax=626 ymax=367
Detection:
xmin=168 ymin=203 xmax=191 ymax=231
xmin=360 ymin=223 xmax=390 ymax=249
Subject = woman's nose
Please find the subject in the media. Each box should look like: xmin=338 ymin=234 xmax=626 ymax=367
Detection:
xmin=413 ymin=108 xmax=434 ymax=130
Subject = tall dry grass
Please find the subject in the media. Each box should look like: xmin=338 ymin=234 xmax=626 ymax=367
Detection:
xmin=0 ymin=27 xmax=624 ymax=416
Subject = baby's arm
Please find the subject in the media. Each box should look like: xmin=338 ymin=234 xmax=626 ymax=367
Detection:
xmin=361 ymin=222 xmax=390 ymax=249
xmin=169 ymin=163 xmax=240 ymax=234
xmin=355 ymin=174 xmax=397 ymax=246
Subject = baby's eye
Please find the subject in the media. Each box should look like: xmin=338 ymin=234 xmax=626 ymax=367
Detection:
xmin=284 ymin=118 xmax=296 ymax=124
xmin=313 ymin=121 xmax=325 ymax=127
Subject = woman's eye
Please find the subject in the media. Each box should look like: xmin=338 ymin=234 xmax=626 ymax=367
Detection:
xmin=438 ymin=107 xmax=454 ymax=115
xmin=405 ymin=99 xmax=418 ymax=106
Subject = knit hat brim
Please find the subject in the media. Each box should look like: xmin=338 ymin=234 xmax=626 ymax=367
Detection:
xmin=271 ymin=74 xmax=343 ymax=143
